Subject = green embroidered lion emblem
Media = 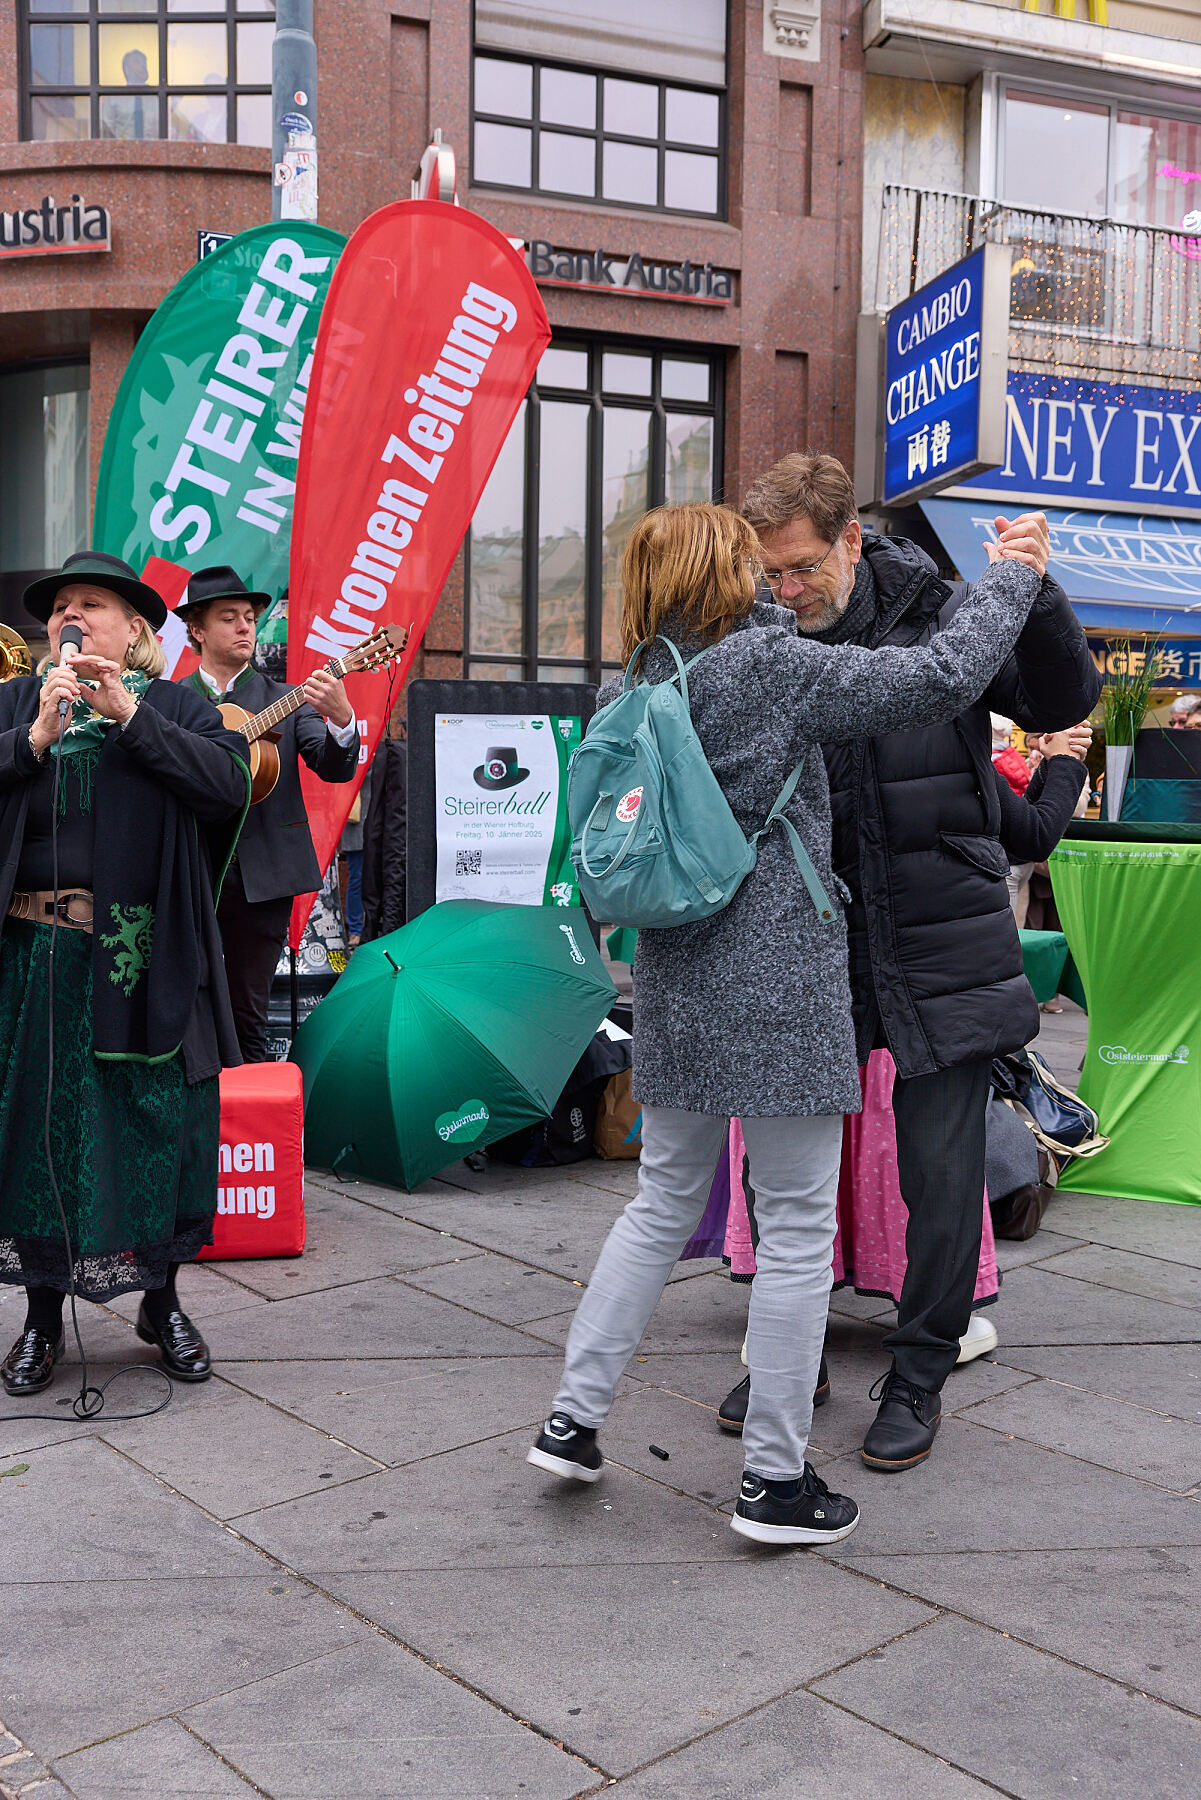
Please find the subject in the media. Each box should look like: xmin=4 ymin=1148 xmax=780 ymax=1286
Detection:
xmin=100 ymin=904 xmax=154 ymax=998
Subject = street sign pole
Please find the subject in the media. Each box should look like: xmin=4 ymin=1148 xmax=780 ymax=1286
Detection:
xmin=272 ymin=0 xmax=318 ymax=222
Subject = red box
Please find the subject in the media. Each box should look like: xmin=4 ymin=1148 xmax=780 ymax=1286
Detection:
xmin=198 ymin=1062 xmax=306 ymax=1260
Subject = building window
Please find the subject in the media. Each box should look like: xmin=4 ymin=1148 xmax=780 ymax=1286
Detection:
xmin=472 ymin=55 xmax=724 ymax=216
xmin=466 ymin=340 xmax=721 ymax=687
xmin=0 ymin=361 xmax=90 ymax=627
xmin=21 ymin=1 xmax=276 ymax=146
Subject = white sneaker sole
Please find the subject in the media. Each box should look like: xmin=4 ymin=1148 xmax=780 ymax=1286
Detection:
xmin=527 ymin=1444 xmax=603 ymax=1483
xmin=956 ymin=1317 xmax=999 ymax=1364
xmin=730 ymin=1508 xmax=860 ymax=1546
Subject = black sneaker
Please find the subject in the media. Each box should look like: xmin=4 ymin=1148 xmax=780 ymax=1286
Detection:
xmin=731 ymin=1463 xmax=860 ymax=1545
xmin=717 ymin=1357 xmax=830 ymax=1436
xmin=861 ymin=1365 xmax=941 ymax=1470
xmin=527 ymin=1412 xmax=603 ymax=1482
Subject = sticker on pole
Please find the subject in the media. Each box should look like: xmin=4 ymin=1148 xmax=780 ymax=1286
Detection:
xmin=616 ymin=787 xmax=643 ymax=824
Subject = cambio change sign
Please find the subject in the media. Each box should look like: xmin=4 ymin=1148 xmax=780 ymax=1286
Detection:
xmin=94 ymin=222 xmax=345 ymax=595
xmin=882 ymin=244 xmax=1011 ymax=507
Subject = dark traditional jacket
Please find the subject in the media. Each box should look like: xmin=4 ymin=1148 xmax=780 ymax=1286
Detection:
xmin=186 ymin=667 xmax=358 ymax=904
xmin=0 ymin=677 xmax=250 ymax=1079
xmin=995 ymin=755 xmax=1088 ymax=863
xmin=824 ymin=534 xmax=1102 ymax=1078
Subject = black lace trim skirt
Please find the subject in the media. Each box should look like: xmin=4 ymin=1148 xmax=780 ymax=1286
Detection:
xmin=0 ymin=920 xmax=218 ymax=1301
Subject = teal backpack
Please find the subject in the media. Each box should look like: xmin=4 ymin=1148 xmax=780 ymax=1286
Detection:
xmin=568 ymin=637 xmax=836 ymax=931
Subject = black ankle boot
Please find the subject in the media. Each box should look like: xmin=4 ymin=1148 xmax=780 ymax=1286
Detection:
xmin=717 ymin=1357 xmax=831 ymax=1435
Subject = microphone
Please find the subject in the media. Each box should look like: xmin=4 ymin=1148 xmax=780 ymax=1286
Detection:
xmin=57 ymin=623 xmax=84 ymax=721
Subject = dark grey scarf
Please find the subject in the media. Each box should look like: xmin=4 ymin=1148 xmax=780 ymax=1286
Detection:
xmin=804 ymin=553 xmax=878 ymax=648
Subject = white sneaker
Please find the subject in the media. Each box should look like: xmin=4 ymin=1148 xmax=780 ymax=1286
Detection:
xmin=956 ymin=1312 xmax=999 ymax=1364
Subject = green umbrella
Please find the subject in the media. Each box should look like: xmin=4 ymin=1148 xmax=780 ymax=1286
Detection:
xmin=293 ymin=900 xmax=618 ymax=1190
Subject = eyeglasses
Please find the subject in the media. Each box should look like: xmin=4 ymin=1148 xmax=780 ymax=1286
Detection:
xmin=759 ymin=540 xmax=839 ymax=590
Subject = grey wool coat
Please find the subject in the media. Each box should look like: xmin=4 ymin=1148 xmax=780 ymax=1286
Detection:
xmin=607 ymin=554 xmax=1040 ymax=1119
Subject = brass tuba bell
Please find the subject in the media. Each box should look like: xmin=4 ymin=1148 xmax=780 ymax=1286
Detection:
xmin=0 ymin=624 xmax=32 ymax=682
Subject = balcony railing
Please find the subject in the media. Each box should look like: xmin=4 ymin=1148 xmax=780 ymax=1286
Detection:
xmin=876 ymin=186 xmax=1201 ymax=388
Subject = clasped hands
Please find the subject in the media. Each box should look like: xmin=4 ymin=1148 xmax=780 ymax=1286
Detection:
xmin=983 ymin=513 xmax=1050 ymax=577
xmin=31 ymin=655 xmax=137 ymax=755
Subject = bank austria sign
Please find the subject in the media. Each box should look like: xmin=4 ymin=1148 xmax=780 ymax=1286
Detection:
xmin=956 ymin=371 xmax=1201 ymax=518
xmin=881 ymin=244 xmax=1010 ymax=505
xmin=0 ymin=192 xmax=111 ymax=258
xmin=524 ymin=240 xmax=734 ymax=306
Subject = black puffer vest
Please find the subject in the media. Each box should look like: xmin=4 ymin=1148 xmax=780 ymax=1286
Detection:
xmin=825 ymin=533 xmax=1101 ymax=1078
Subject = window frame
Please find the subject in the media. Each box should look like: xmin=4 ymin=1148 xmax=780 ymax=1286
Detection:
xmin=18 ymin=0 xmax=276 ymax=147
xmin=464 ymin=335 xmax=725 ymax=688
xmin=469 ymin=48 xmax=728 ymax=221
xmin=997 ymin=75 xmax=1201 ymax=224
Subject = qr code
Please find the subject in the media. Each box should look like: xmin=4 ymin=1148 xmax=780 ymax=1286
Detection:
xmin=455 ymin=849 xmax=482 ymax=876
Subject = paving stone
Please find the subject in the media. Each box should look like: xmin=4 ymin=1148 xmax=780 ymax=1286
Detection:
xmin=56 ymin=1719 xmax=259 ymax=1798
xmin=0 ymin=1439 xmax=263 ymax=1583
xmin=526 ymin=1269 xmax=752 ymax=1354
xmin=992 ymin=1227 xmax=1087 ymax=1272
xmin=592 ymin=1382 xmax=744 ymax=1504
xmin=181 ymin=1634 xmax=592 ymax=1800
xmin=101 ymin=1381 xmax=381 ymax=1518
xmin=613 ymin=1688 xmax=999 ymax=1799
xmin=985 ymin=1264 xmax=1201 ymax=1345
xmin=102 ymin=1261 xmax=267 ymax=1325
xmin=219 ymin=1355 xmax=574 ymax=1469
xmin=997 ymin=1342 xmax=1201 ymax=1424
xmin=205 ymin=1186 xmax=484 ymax=1301
xmin=3 ymin=1577 xmax=366 ymax=1757
xmin=812 ymin=1614 xmax=1201 ymax=1799
xmin=390 ymin=1190 xmax=626 ymax=1281
xmin=235 ymin=1428 xmax=739 ymax=1574
xmin=400 ymin=1252 xmax=582 ymax=1324
xmin=208 ymin=1276 xmax=544 ymax=1362
xmin=828 ymin=1287 xmax=896 ymax=1321
xmin=961 ymin=1376 xmax=1201 ymax=1490
xmin=1037 ymin=1243 xmax=1201 ymax=1312
xmin=329 ymin=1558 xmax=935 ymax=1776
xmin=1044 ymin=1192 xmax=1201 ymax=1268
xmin=816 ymin=1418 xmax=1201 ymax=1555
xmin=842 ymin=1545 xmax=1201 ymax=1716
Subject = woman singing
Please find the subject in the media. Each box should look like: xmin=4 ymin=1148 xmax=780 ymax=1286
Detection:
xmin=0 ymin=553 xmax=250 ymax=1397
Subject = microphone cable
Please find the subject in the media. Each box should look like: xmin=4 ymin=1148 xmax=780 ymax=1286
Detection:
xmin=1 ymin=666 xmax=174 ymax=1426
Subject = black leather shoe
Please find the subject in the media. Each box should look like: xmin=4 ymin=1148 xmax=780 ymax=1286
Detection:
xmin=861 ymin=1365 xmax=941 ymax=1470
xmin=136 ymin=1302 xmax=211 ymax=1381
xmin=717 ymin=1357 xmax=831 ymax=1435
xmin=2 ymin=1327 xmax=64 ymax=1396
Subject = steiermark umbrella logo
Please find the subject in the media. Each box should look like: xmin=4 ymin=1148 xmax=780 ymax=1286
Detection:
xmin=435 ymin=1099 xmax=491 ymax=1143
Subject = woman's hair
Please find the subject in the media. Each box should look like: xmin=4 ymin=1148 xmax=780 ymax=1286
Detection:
xmin=620 ymin=503 xmax=760 ymax=665
xmin=125 ymin=614 xmax=167 ymax=678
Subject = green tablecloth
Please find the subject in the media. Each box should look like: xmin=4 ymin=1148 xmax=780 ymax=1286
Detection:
xmin=1050 ymin=838 xmax=1201 ymax=1207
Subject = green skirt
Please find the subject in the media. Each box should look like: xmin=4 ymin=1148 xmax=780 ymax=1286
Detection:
xmin=0 ymin=920 xmax=219 ymax=1300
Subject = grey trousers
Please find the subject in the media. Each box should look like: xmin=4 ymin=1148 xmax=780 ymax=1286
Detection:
xmin=553 ymin=1105 xmax=844 ymax=1479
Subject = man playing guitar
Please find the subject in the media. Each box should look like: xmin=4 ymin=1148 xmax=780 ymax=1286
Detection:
xmin=178 ymin=566 xmax=359 ymax=1062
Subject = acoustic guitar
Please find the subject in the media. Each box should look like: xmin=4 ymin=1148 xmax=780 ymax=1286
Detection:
xmin=217 ymin=623 xmax=407 ymax=804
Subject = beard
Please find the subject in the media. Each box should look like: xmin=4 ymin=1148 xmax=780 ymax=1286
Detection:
xmin=789 ymin=590 xmax=852 ymax=636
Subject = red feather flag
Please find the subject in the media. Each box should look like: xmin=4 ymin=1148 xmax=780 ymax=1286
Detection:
xmin=286 ymin=201 xmax=550 ymax=948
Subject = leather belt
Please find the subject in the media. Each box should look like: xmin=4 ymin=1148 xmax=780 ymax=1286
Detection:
xmin=6 ymin=889 xmax=94 ymax=933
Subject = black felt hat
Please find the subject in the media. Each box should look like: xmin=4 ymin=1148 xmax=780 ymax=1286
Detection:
xmin=176 ymin=565 xmax=272 ymax=622
xmin=23 ymin=551 xmax=168 ymax=630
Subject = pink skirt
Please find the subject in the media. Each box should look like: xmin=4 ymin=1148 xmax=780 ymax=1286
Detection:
xmin=725 ymin=1050 xmax=998 ymax=1306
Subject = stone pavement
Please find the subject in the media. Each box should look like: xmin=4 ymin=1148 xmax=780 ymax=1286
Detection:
xmin=2 ymin=1007 xmax=1200 ymax=1799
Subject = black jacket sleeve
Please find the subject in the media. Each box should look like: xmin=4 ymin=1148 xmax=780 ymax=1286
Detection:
xmin=0 ymin=679 xmax=43 ymax=790
xmin=293 ymin=703 xmax=360 ymax=783
xmin=996 ymin=756 xmax=1087 ymax=863
xmin=114 ymin=686 xmax=251 ymax=822
xmin=983 ymin=571 xmax=1103 ymax=733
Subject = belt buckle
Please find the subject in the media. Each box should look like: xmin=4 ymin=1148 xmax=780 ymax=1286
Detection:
xmin=55 ymin=893 xmax=93 ymax=930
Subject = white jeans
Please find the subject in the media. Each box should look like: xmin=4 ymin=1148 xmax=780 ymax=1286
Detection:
xmin=553 ymin=1105 xmax=843 ymax=1479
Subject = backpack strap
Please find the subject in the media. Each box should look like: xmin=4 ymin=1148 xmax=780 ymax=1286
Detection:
xmin=624 ymin=636 xmax=708 ymax=706
xmin=753 ymin=757 xmax=837 ymax=922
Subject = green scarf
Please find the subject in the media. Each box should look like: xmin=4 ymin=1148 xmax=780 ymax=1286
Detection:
xmin=40 ymin=667 xmax=151 ymax=812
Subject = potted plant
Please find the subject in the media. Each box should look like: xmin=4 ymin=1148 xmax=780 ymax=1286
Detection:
xmin=1102 ymin=639 xmax=1162 ymax=822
